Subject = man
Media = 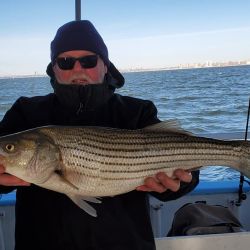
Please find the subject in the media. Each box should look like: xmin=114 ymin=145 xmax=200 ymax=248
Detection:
xmin=0 ymin=20 xmax=199 ymax=250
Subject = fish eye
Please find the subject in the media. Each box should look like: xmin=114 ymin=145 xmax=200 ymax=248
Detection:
xmin=5 ymin=144 xmax=15 ymax=153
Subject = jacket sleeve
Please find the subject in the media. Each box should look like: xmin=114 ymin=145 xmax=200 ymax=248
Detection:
xmin=0 ymin=97 xmax=29 ymax=136
xmin=136 ymin=100 xmax=200 ymax=201
xmin=137 ymin=100 xmax=161 ymax=128
xmin=0 ymin=98 xmax=27 ymax=194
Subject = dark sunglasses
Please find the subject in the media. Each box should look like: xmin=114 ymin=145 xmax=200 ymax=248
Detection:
xmin=55 ymin=55 xmax=98 ymax=70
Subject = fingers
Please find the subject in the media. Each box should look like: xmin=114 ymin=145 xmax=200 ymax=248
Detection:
xmin=136 ymin=176 xmax=168 ymax=193
xmin=173 ymin=169 xmax=192 ymax=183
xmin=137 ymin=169 xmax=192 ymax=193
xmin=0 ymin=164 xmax=30 ymax=186
xmin=0 ymin=174 xmax=30 ymax=186
xmin=136 ymin=173 xmax=180 ymax=193
xmin=0 ymin=164 xmax=5 ymax=174
xmin=156 ymin=172 xmax=180 ymax=192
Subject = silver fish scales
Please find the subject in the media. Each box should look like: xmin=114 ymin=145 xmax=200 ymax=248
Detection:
xmin=0 ymin=121 xmax=250 ymax=216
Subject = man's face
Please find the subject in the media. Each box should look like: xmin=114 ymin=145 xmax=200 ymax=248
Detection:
xmin=53 ymin=50 xmax=108 ymax=85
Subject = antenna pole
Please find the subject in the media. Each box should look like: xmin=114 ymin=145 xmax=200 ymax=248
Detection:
xmin=236 ymin=97 xmax=250 ymax=206
xmin=244 ymin=97 xmax=250 ymax=141
xmin=75 ymin=0 xmax=81 ymax=21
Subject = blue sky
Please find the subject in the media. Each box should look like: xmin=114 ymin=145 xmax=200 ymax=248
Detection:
xmin=0 ymin=0 xmax=250 ymax=75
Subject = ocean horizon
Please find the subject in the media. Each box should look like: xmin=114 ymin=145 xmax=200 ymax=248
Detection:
xmin=1 ymin=62 xmax=250 ymax=79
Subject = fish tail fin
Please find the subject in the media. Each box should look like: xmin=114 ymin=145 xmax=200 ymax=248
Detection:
xmin=237 ymin=140 xmax=250 ymax=179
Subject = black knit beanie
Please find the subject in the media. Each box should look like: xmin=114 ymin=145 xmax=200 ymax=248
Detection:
xmin=50 ymin=20 xmax=109 ymax=66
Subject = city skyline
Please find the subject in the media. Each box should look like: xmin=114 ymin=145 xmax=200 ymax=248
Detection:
xmin=119 ymin=59 xmax=250 ymax=73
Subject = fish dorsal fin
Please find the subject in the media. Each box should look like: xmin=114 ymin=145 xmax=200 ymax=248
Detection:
xmin=143 ymin=120 xmax=193 ymax=136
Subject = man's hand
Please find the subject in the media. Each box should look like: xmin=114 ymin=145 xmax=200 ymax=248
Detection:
xmin=0 ymin=164 xmax=30 ymax=186
xmin=136 ymin=169 xmax=192 ymax=193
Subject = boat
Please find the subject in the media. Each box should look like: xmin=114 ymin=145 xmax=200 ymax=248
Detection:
xmin=1 ymin=172 xmax=250 ymax=250
xmin=1 ymin=1 xmax=250 ymax=249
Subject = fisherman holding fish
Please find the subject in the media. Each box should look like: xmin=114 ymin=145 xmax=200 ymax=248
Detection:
xmin=0 ymin=20 xmax=199 ymax=250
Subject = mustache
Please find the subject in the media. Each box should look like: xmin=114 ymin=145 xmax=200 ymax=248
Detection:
xmin=69 ymin=74 xmax=92 ymax=83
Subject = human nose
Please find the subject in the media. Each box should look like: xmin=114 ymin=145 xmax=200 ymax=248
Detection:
xmin=72 ymin=60 xmax=84 ymax=71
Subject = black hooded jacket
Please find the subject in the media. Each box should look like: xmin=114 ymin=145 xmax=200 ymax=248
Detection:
xmin=0 ymin=70 xmax=199 ymax=250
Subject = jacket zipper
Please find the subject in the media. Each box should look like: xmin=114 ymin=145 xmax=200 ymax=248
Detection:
xmin=76 ymin=102 xmax=83 ymax=115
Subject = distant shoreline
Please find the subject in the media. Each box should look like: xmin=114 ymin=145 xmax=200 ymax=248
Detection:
xmin=121 ymin=62 xmax=250 ymax=73
xmin=0 ymin=74 xmax=48 ymax=80
xmin=1 ymin=63 xmax=250 ymax=79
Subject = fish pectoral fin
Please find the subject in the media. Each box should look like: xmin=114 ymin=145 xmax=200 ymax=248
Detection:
xmin=54 ymin=170 xmax=79 ymax=190
xmin=144 ymin=119 xmax=193 ymax=135
xmin=80 ymin=196 xmax=102 ymax=204
xmin=67 ymin=194 xmax=101 ymax=217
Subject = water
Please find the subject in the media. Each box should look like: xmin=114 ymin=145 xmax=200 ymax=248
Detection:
xmin=0 ymin=65 xmax=250 ymax=182
xmin=120 ymin=66 xmax=250 ymax=134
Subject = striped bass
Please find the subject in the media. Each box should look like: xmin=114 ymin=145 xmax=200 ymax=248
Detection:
xmin=0 ymin=121 xmax=250 ymax=216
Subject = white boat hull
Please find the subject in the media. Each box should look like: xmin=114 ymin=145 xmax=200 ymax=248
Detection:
xmin=155 ymin=232 xmax=250 ymax=250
